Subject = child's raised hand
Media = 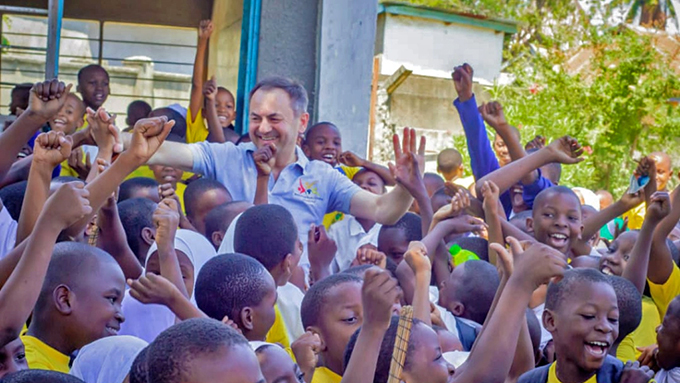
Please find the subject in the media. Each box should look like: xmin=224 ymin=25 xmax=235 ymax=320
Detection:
xmin=153 ymin=198 xmax=180 ymax=241
xmin=389 ymin=127 xmax=426 ymax=193
xmin=619 ymin=361 xmax=654 ymax=383
xmin=481 ymin=180 xmax=500 ymax=214
xmin=404 ymin=241 xmax=430 ymax=276
xmin=362 ymin=268 xmax=401 ymax=331
xmin=338 ymin=151 xmax=366 ymax=168
xmin=127 ymin=116 xmax=175 ymax=165
xmin=291 ymin=331 xmax=322 ymax=381
xmin=621 ymin=190 xmax=644 ymax=209
xmin=67 ymin=148 xmax=92 ymax=180
xmin=33 ymin=131 xmax=73 ymax=168
xmin=42 ymin=182 xmax=92 ymax=229
xmin=433 ymin=187 xmax=469 ymax=223
xmin=27 ymin=79 xmax=73 ymax=121
xmin=203 ymin=76 xmax=218 ymax=101
xmin=354 ymin=246 xmax=387 ymax=269
xmin=546 ymin=136 xmax=584 ymax=164
xmin=307 ymin=224 xmax=337 ymax=270
xmin=438 ymin=215 xmax=488 ymax=237
xmin=451 ymin=63 xmax=473 ymax=102
xmin=198 ymin=19 xmax=214 ymax=40
xmin=525 ymin=135 xmax=546 ymax=151
xmin=86 ymin=107 xmax=121 ymax=153
xmin=253 ymin=143 xmax=277 ymax=178
xmin=645 ymin=191 xmax=671 ymax=224
xmin=502 ymin=236 xmax=567 ymax=291
xmin=479 ymin=101 xmax=508 ymax=130
xmin=127 ymin=273 xmax=179 ymax=307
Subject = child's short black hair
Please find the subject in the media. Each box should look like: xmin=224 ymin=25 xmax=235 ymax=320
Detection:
xmin=446 ymin=237 xmax=489 ymax=262
xmin=301 ymin=273 xmax=363 ymax=329
xmin=304 ymin=121 xmax=338 ymax=141
xmin=9 ymin=83 xmax=33 ymax=115
xmin=204 ymin=201 xmax=251 ymax=239
xmin=183 ymin=178 xmax=230 ymax=219
xmin=127 ymin=100 xmax=152 ymax=126
xmin=146 ymin=318 xmax=248 ymax=383
xmin=344 ymin=316 xmax=423 ymax=383
xmin=35 ymin=242 xmax=118 ymax=313
xmin=437 ymin=148 xmax=463 ymax=173
xmin=341 ymin=264 xmax=375 ymax=278
xmin=0 ymin=181 xmax=28 ymax=221
xmin=195 ymin=253 xmax=272 ymax=322
xmin=51 ymin=176 xmax=82 ymax=185
xmin=423 ymin=173 xmax=445 ymax=193
xmin=379 ymin=212 xmax=422 ymax=243
xmin=546 ymin=268 xmax=611 ymax=311
xmin=0 ymin=370 xmax=85 ymax=383
xmin=509 ymin=210 xmax=532 ymax=226
xmin=118 ymin=198 xmax=157 ymax=260
xmin=77 ymin=64 xmax=109 ymax=83
xmin=606 ymin=275 xmax=642 ymax=343
xmin=119 ymin=178 xmax=159 ymax=203
xmin=451 ymin=260 xmax=500 ymax=324
xmin=128 ymin=345 xmax=149 ymax=383
xmin=234 ymin=205 xmax=298 ymax=271
xmin=533 ymin=186 xmax=581 ymax=215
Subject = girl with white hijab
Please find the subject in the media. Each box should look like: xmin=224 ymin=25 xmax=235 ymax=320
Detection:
xmin=70 ymin=336 xmax=147 ymax=383
xmin=119 ymin=229 xmax=216 ymax=342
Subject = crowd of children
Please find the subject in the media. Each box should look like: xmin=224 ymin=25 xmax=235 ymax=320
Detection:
xmin=0 ymin=19 xmax=678 ymax=383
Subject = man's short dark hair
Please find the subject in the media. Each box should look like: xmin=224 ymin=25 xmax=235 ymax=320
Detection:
xmin=249 ymin=76 xmax=308 ymax=117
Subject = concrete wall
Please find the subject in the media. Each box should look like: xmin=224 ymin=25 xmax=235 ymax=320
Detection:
xmin=316 ymin=0 xmax=378 ymax=158
xmin=257 ymin=0 xmax=319 ymax=120
xmin=377 ymin=13 xmax=505 ymax=82
xmin=209 ymin=0 xmax=243 ymax=95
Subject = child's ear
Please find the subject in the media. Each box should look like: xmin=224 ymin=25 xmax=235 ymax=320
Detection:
xmin=53 ymin=285 xmax=74 ymax=315
xmin=240 ymin=307 xmax=255 ymax=332
xmin=302 ymin=144 xmax=311 ymax=158
xmin=578 ymin=224 xmax=584 ymax=240
xmin=211 ymin=231 xmax=224 ymax=248
xmin=448 ymin=301 xmax=465 ymax=317
xmin=307 ymin=326 xmax=327 ymax=352
xmin=543 ymin=309 xmax=557 ymax=333
xmin=282 ymin=253 xmax=294 ymax=276
xmin=76 ymin=116 xmax=85 ymax=130
xmin=141 ymin=227 xmax=155 ymax=247
xmin=526 ymin=217 xmax=534 ymax=234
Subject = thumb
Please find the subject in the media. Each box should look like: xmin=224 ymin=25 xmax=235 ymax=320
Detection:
xmin=506 ymin=236 xmax=523 ymax=257
xmin=63 ymin=83 xmax=73 ymax=98
xmin=490 ymin=243 xmax=511 ymax=268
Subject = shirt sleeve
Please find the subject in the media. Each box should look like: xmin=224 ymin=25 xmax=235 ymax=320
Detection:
xmin=648 ymin=264 xmax=680 ymax=318
xmin=189 ymin=140 xmax=241 ymax=180
xmin=522 ymin=168 xmax=555 ymax=209
xmin=326 ymin=168 xmax=362 ymax=214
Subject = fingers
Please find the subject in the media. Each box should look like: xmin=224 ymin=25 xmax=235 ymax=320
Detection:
xmin=402 ymin=127 xmax=409 ymax=155
xmin=409 ymin=127 xmax=416 ymax=154
xmin=392 ymin=134 xmax=402 ymax=159
xmin=506 ymin=236 xmax=524 ymax=258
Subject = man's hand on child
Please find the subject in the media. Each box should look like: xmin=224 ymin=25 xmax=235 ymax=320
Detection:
xmin=451 ymin=64 xmax=473 ymax=102
xmin=645 ymin=191 xmax=671 ymax=223
xmin=479 ymin=101 xmax=510 ymax=130
xmin=404 ymin=241 xmax=430 ymax=276
xmin=291 ymin=331 xmax=322 ymax=382
xmin=128 ymin=273 xmax=179 ymax=308
xmin=153 ymin=198 xmax=181 ymax=242
xmin=198 ymin=19 xmax=214 ymax=40
xmin=43 ymin=182 xmax=92 ymax=230
xmin=203 ymin=76 xmax=218 ymax=101
xmin=308 ymin=224 xmax=337 ymax=270
xmin=27 ymin=79 xmax=72 ymax=121
xmin=389 ymin=127 xmax=426 ymax=193
xmin=253 ymin=143 xmax=277 ymax=178
xmin=338 ymin=151 xmax=366 ymax=168
xmin=620 ymin=361 xmax=655 ymax=383
xmin=354 ymin=246 xmax=387 ymax=269
xmin=126 ymin=116 xmax=175 ymax=165
xmin=362 ymin=268 xmax=401 ymax=332
xmin=33 ymin=131 xmax=73 ymax=169
xmin=546 ymin=136 xmax=584 ymax=164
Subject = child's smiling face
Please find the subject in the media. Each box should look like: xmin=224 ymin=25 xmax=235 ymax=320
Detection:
xmin=529 ymin=190 xmax=582 ymax=254
xmin=600 ymin=231 xmax=637 ymax=276
xmin=544 ymin=281 xmax=619 ymax=377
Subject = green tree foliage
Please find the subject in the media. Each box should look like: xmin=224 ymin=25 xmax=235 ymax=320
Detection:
xmin=400 ymin=0 xmax=680 ymax=195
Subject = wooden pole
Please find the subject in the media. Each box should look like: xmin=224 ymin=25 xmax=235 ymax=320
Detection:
xmin=367 ymin=55 xmax=380 ymax=161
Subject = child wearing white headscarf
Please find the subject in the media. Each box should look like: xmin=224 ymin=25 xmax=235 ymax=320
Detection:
xmin=70 ymin=336 xmax=148 ymax=383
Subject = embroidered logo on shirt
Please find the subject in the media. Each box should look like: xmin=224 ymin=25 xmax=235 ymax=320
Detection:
xmin=294 ymin=179 xmax=323 ymax=203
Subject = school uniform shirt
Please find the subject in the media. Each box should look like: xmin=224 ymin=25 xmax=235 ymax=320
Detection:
xmin=322 ymin=165 xmax=361 ymax=229
xmin=622 ymin=203 xmax=645 ymax=231
xmin=649 ymin=264 xmax=680 ymax=318
xmin=548 ymin=362 xmax=597 ymax=383
xmin=59 ymin=145 xmax=98 ymax=178
xmin=266 ymin=305 xmax=295 ymax=360
xmin=21 ymin=333 xmax=70 ymax=373
xmin=631 ymin=296 xmax=661 ymax=359
xmin=186 ymin=108 xmax=209 ymax=144
xmin=311 ymin=367 xmax=342 ymax=383
xmin=0 ymin=205 xmax=17 ymax=259
xmin=615 ymin=334 xmax=636 ymax=363
xmin=327 ymin=215 xmax=381 ymax=273
xmin=277 ymin=283 xmax=305 ymax=342
xmin=518 ymin=356 xmax=623 ymax=383
xmin=191 ymin=142 xmax=362 ymax=266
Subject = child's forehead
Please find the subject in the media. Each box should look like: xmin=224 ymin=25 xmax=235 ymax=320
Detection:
xmin=81 ymin=67 xmax=109 ymax=81
xmin=535 ymin=191 xmax=581 ymax=211
xmin=308 ymin=124 xmax=340 ymax=139
xmin=558 ymin=281 xmax=616 ymax=310
xmin=326 ymin=281 xmax=362 ymax=304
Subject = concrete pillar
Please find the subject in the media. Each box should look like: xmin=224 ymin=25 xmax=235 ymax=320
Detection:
xmin=316 ymin=0 xmax=378 ymax=157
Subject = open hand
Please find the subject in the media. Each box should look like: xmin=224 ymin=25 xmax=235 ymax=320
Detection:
xmin=42 ymin=182 xmax=92 ymax=229
xmin=198 ymin=19 xmax=214 ymax=40
xmin=404 ymin=241 xmax=430 ymax=276
xmin=153 ymin=198 xmax=180 ymax=242
xmin=204 ymin=76 xmax=218 ymax=101
xmin=546 ymin=136 xmax=584 ymax=164
xmin=127 ymin=116 xmax=175 ymax=165
xmin=27 ymin=79 xmax=73 ymax=121
xmin=308 ymin=224 xmax=337 ymax=270
xmin=362 ymin=268 xmax=401 ymax=332
xmin=253 ymin=143 xmax=276 ymax=177
xmin=451 ymin=64 xmax=473 ymax=102
xmin=128 ymin=273 xmax=179 ymax=307
xmin=33 ymin=131 xmax=73 ymax=168
xmin=645 ymin=191 xmax=671 ymax=223
xmin=388 ymin=128 xmax=426 ymax=195
xmin=479 ymin=101 xmax=508 ymax=130
xmin=338 ymin=151 xmax=366 ymax=168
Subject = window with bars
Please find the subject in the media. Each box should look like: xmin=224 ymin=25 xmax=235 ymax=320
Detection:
xmin=0 ymin=14 xmax=197 ymax=124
